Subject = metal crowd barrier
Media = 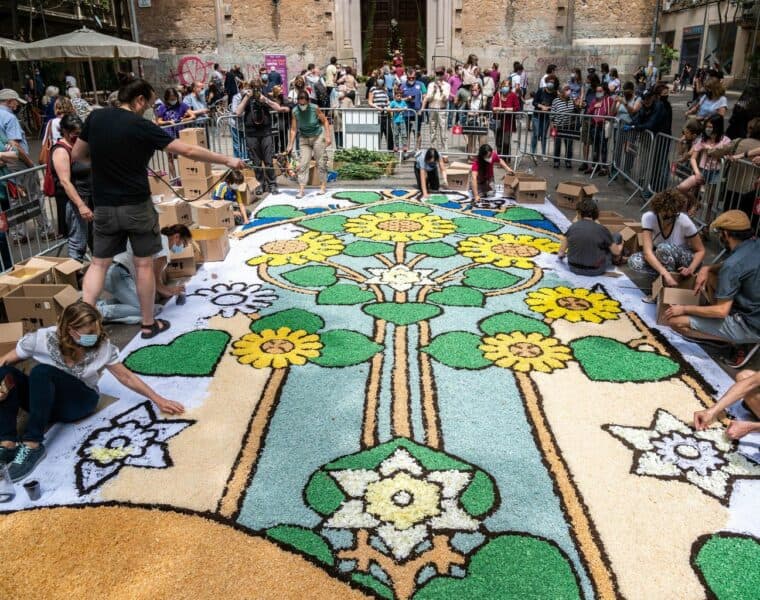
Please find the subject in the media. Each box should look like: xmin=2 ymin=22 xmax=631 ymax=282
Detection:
xmin=610 ymin=126 xmax=655 ymax=204
xmin=0 ymin=165 xmax=67 ymax=273
xmin=716 ymin=156 xmax=760 ymax=236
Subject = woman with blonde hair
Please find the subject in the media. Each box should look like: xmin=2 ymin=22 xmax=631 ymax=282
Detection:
xmin=0 ymin=302 xmax=185 ymax=481
xmin=687 ymin=78 xmax=728 ymax=121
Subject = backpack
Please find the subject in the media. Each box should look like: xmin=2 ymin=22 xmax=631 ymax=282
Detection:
xmin=314 ymin=79 xmax=329 ymax=108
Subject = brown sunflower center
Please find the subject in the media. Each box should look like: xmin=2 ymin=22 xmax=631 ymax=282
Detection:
xmin=261 ymin=239 xmax=310 ymax=255
xmin=556 ymin=296 xmax=592 ymax=311
xmin=491 ymin=243 xmax=539 ymax=258
xmin=261 ymin=339 xmax=296 ymax=354
xmin=509 ymin=342 xmax=543 ymax=358
xmin=377 ymin=219 xmax=423 ymax=233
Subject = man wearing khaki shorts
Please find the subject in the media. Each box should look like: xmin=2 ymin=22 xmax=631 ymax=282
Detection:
xmin=73 ymin=77 xmax=243 ymax=339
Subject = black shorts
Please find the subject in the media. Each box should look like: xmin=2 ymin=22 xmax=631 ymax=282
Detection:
xmin=93 ymin=201 xmax=161 ymax=259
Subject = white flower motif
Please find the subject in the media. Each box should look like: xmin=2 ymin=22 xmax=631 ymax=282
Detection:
xmin=187 ymin=282 xmax=278 ymax=319
xmin=365 ymin=265 xmax=436 ymax=293
xmin=324 ymin=448 xmax=480 ymax=561
xmin=605 ymin=409 xmax=760 ymax=503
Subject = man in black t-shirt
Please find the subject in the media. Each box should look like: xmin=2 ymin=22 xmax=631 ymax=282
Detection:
xmin=73 ymin=78 xmax=243 ymax=339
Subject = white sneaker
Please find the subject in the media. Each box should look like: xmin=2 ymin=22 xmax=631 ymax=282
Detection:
xmin=541 ymin=156 xmax=548 ymax=162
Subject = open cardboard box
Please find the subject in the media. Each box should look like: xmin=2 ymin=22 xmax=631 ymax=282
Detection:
xmin=165 ymin=244 xmax=197 ymax=279
xmin=554 ymin=181 xmax=599 ymax=210
xmin=0 ymin=257 xmax=84 ymax=289
xmin=3 ymin=284 xmax=81 ymax=331
xmin=190 ymin=199 xmax=235 ymax=230
xmin=155 ymin=198 xmax=193 ymax=229
xmin=178 ymin=127 xmax=208 ymax=148
xmin=446 ymin=168 xmax=471 ymax=191
xmin=596 ymin=210 xmax=626 ymax=225
xmin=606 ymin=224 xmax=641 ymax=255
xmin=651 ymin=273 xmax=702 ymax=325
xmin=192 ymin=227 xmax=230 ymax=262
xmin=516 ymin=177 xmax=547 ymax=204
xmin=0 ymin=322 xmax=24 ymax=356
xmin=148 ymin=175 xmax=183 ymax=198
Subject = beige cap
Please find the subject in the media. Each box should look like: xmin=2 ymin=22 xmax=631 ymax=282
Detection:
xmin=0 ymin=89 xmax=27 ymax=104
xmin=711 ymin=210 xmax=752 ymax=231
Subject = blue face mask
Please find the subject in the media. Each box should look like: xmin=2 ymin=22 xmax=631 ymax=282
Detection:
xmin=76 ymin=333 xmax=99 ymax=348
xmin=500 ymin=87 xmax=509 ymax=94
xmin=171 ymin=244 xmax=185 ymax=254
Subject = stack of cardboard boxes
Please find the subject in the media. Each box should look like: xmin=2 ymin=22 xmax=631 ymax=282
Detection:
xmin=178 ymin=128 xmax=214 ymax=200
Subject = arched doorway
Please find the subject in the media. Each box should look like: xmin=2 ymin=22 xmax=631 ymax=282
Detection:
xmin=360 ymin=0 xmax=427 ymax=73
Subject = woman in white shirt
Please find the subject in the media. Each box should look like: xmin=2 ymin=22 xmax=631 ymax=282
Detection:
xmin=0 ymin=302 xmax=184 ymax=481
xmin=627 ymin=189 xmax=705 ymax=299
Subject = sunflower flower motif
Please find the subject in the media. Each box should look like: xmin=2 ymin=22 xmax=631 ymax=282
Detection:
xmin=324 ymin=447 xmax=480 ymax=561
xmin=457 ymin=233 xmax=559 ymax=269
xmin=525 ymin=286 xmax=622 ymax=324
xmin=605 ymin=409 xmax=760 ymax=503
xmin=247 ymin=231 xmax=344 ymax=267
xmin=186 ymin=282 xmax=278 ymax=320
xmin=365 ymin=264 xmax=436 ymax=293
xmin=479 ymin=331 xmax=573 ymax=373
xmin=343 ymin=212 xmax=456 ymax=243
xmin=232 ymin=327 xmax=323 ymax=369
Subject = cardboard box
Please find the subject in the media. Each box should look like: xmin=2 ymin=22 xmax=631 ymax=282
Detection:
xmin=516 ymin=177 xmax=547 ymax=204
xmin=651 ymin=274 xmax=701 ymax=325
xmin=41 ymin=257 xmax=85 ymax=288
xmin=0 ymin=257 xmax=84 ymax=289
xmin=596 ymin=210 xmax=626 ymax=225
xmin=446 ymin=168 xmax=471 ymax=191
xmin=190 ymin=199 xmax=235 ymax=230
xmin=554 ymin=181 xmax=599 ymax=209
xmin=179 ymin=157 xmax=212 ymax=180
xmin=606 ymin=225 xmax=640 ymax=255
xmin=192 ymin=227 xmax=230 ymax=262
xmin=148 ymin=175 xmax=182 ymax=198
xmin=178 ymin=127 xmax=207 ymax=148
xmin=165 ymin=245 xmax=197 ymax=279
xmin=3 ymin=284 xmax=80 ymax=331
xmin=0 ymin=322 xmax=23 ymax=357
xmin=182 ymin=175 xmax=216 ymax=200
xmin=155 ymin=199 xmax=193 ymax=229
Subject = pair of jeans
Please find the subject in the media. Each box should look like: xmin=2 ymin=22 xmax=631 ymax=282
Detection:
xmin=553 ymin=134 xmax=574 ymax=166
xmin=590 ymin=123 xmax=608 ymax=166
xmin=0 ymin=365 xmax=99 ymax=444
xmin=531 ymin=114 xmax=549 ymax=155
xmin=379 ymin=112 xmax=394 ymax=150
xmin=230 ymin=126 xmax=248 ymax=160
xmin=391 ymin=120 xmax=407 ymax=150
xmin=65 ymin=196 xmax=92 ymax=261
xmin=98 ymin=262 xmax=143 ymax=324
xmin=247 ymin=135 xmax=275 ymax=188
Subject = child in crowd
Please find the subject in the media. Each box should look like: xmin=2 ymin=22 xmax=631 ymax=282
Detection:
xmin=558 ymin=197 xmax=623 ymax=276
xmin=211 ymin=169 xmax=249 ymax=225
xmin=389 ymin=88 xmax=408 ymax=152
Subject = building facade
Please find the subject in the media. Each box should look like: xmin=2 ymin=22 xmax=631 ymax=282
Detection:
xmin=134 ymin=0 xmax=658 ymax=90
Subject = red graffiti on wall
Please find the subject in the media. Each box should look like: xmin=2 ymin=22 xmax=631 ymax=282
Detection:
xmin=169 ymin=55 xmax=266 ymax=86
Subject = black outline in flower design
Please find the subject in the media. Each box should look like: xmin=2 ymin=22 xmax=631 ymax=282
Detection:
xmin=187 ymin=282 xmax=278 ymax=319
xmin=75 ymin=402 xmax=195 ymax=495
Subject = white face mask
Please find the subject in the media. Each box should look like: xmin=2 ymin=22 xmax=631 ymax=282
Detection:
xmin=230 ymin=184 xmax=241 ymax=191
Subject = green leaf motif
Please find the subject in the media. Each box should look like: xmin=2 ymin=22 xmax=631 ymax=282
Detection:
xmin=300 ymin=215 xmax=348 ymax=232
xmin=407 ymin=241 xmax=458 ymax=258
xmin=479 ymin=311 xmax=551 ymax=337
xmin=497 ymin=207 xmax=545 ymax=221
xmin=255 ymin=205 xmax=306 ymax=219
xmin=460 ymin=470 xmax=497 ymax=517
xmin=363 ymin=302 xmax=442 ymax=326
xmin=124 ymin=330 xmax=230 ymax=377
xmin=325 ymin=437 xmax=471 ymax=471
xmin=317 ymin=284 xmax=376 ymax=305
xmin=693 ymin=533 xmax=760 ymax=600
xmin=304 ymin=470 xmax=346 ymax=517
xmin=352 ymin=573 xmax=394 ymax=599
xmin=282 ymin=265 xmax=337 ymax=287
xmin=251 ymin=308 xmax=324 ymax=334
xmin=265 ymin=525 xmax=335 ymax=566
xmin=414 ymin=535 xmax=581 ymax=599
xmin=311 ymin=329 xmax=382 ymax=367
xmin=463 ymin=267 xmax=520 ymax=290
xmin=422 ymin=331 xmax=491 ymax=370
xmin=342 ymin=240 xmax=395 ymax=257
xmin=332 ymin=190 xmax=383 ymax=204
xmin=451 ymin=216 xmax=502 ymax=234
xmin=427 ymin=286 xmax=485 ymax=307
xmin=425 ymin=194 xmax=452 ymax=205
xmin=367 ymin=201 xmax=431 ymax=214
xmin=570 ymin=337 xmax=680 ymax=382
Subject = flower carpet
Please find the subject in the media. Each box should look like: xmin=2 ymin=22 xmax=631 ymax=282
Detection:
xmin=1 ymin=189 xmax=759 ymax=599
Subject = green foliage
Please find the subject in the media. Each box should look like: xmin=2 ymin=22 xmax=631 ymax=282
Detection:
xmin=282 ymin=266 xmax=337 ymax=287
xmin=317 ymin=284 xmax=376 ymax=305
xmin=333 ymin=148 xmax=397 ymax=164
xmin=570 ymin=337 xmax=680 ymax=382
xmin=694 ymin=534 xmax=760 ymax=600
xmin=251 ymin=308 xmax=325 ymax=334
xmin=422 ymin=332 xmax=491 ymax=369
xmin=311 ymin=330 xmax=383 ymax=367
xmin=659 ymin=44 xmax=679 ymax=74
xmin=124 ymin=330 xmax=230 ymax=377
xmin=337 ymin=163 xmax=384 ymax=180
xmin=363 ymin=302 xmax=442 ymax=326
xmin=266 ymin=525 xmax=335 ymax=566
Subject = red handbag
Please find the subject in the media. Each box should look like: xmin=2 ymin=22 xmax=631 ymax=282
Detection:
xmin=550 ymin=126 xmax=558 ymax=138
xmin=452 ymin=124 xmax=463 ymax=135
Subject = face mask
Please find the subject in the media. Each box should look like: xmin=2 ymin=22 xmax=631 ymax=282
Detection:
xmin=262 ymin=75 xmax=268 ymax=82
xmin=171 ymin=244 xmax=185 ymax=254
xmin=500 ymin=87 xmax=509 ymax=94
xmin=298 ymin=104 xmax=308 ymax=111
xmin=595 ymin=92 xmax=604 ymax=99
xmin=546 ymin=83 xmax=555 ymax=90
xmin=229 ymin=184 xmax=241 ymax=191
xmin=338 ymin=92 xmax=345 ymax=99
xmin=76 ymin=333 xmax=99 ymax=348
xmin=570 ymin=76 xmax=576 ymax=81
xmin=472 ymin=90 xmax=480 ymax=96
xmin=70 ymin=135 xmax=79 ymax=144
xmin=704 ymin=128 xmax=714 ymax=136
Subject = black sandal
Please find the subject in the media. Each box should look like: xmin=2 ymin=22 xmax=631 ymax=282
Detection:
xmin=141 ymin=319 xmax=171 ymax=339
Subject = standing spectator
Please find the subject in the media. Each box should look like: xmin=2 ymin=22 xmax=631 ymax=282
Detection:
xmin=463 ymin=81 xmax=487 ymax=154
xmin=64 ymin=70 xmax=77 ymax=90
xmin=531 ymin=75 xmax=558 ymax=159
xmin=722 ymin=118 xmax=760 ymax=223
xmin=631 ymin=89 xmax=666 ymax=134
xmin=481 ymin=68 xmax=495 ymax=109
xmin=654 ymin=83 xmax=673 ymax=135
xmin=568 ymin=69 xmax=582 ymax=99
xmin=368 ymin=77 xmax=393 ymax=151
xmin=73 ymin=77 xmax=243 ymax=339
xmin=41 ymin=85 xmax=59 ymax=132
xmin=389 ymin=88 xmax=409 ymax=152
xmin=392 ymin=50 xmax=404 ymax=77
xmin=551 ymin=84 xmax=578 ymax=169
xmin=154 ymin=88 xmax=194 ymax=179
xmin=0 ymin=134 xmax=17 ymax=268
xmin=687 ymin=78 xmax=728 ymax=121
xmin=33 ymin=68 xmax=45 ymax=103
xmin=286 ymin=91 xmax=331 ymax=199
xmin=269 ymin=84 xmax=290 ymax=154
xmin=447 ymin=66 xmax=462 ymax=127
xmin=67 ymin=88 xmax=92 ymax=120
xmin=229 ymin=81 xmax=249 ymax=160
xmin=422 ymin=68 xmax=450 ymax=152
xmin=183 ymin=81 xmax=210 ymax=117
xmin=332 ymin=87 xmax=354 ymax=149
xmin=726 ymin=85 xmax=760 ymax=140
xmin=50 ymin=114 xmax=93 ymax=261
xmin=490 ymin=63 xmax=501 ymax=89
xmin=600 ymin=63 xmax=611 ymax=85
xmin=462 ymin=54 xmax=479 ymax=91
xmin=46 ymin=97 xmax=76 ymax=236
xmin=210 ymin=64 xmax=224 ymax=88
xmin=325 ymin=57 xmax=338 ymax=99
xmin=577 ymin=72 xmax=600 ymax=170
xmin=539 ymin=65 xmax=557 ymax=89
xmin=236 ymin=81 xmax=289 ymax=195
xmin=402 ymin=70 xmax=424 ymax=150
xmin=305 ymin=64 xmax=325 ymax=106
xmin=224 ymin=68 xmax=239 ymax=105
xmin=492 ymin=80 xmax=521 ymax=158
xmin=584 ymin=84 xmax=615 ymax=175
xmin=338 ymin=67 xmax=358 ymax=104
xmin=264 ymin=65 xmax=282 ymax=95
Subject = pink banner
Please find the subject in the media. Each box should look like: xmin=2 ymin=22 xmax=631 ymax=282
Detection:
xmin=264 ymin=54 xmax=288 ymax=95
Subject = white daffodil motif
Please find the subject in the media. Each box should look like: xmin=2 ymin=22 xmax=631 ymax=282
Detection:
xmin=605 ymin=409 xmax=760 ymax=503
xmin=324 ymin=448 xmax=480 ymax=561
xmin=186 ymin=282 xmax=278 ymax=320
xmin=364 ymin=265 xmax=436 ymax=293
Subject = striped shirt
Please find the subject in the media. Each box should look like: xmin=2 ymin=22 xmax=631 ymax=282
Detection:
xmin=369 ymin=87 xmax=389 ymax=109
xmin=551 ymin=97 xmax=576 ymax=129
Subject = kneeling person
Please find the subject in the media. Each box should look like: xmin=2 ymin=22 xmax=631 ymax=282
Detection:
xmin=558 ymin=198 xmax=622 ymax=276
